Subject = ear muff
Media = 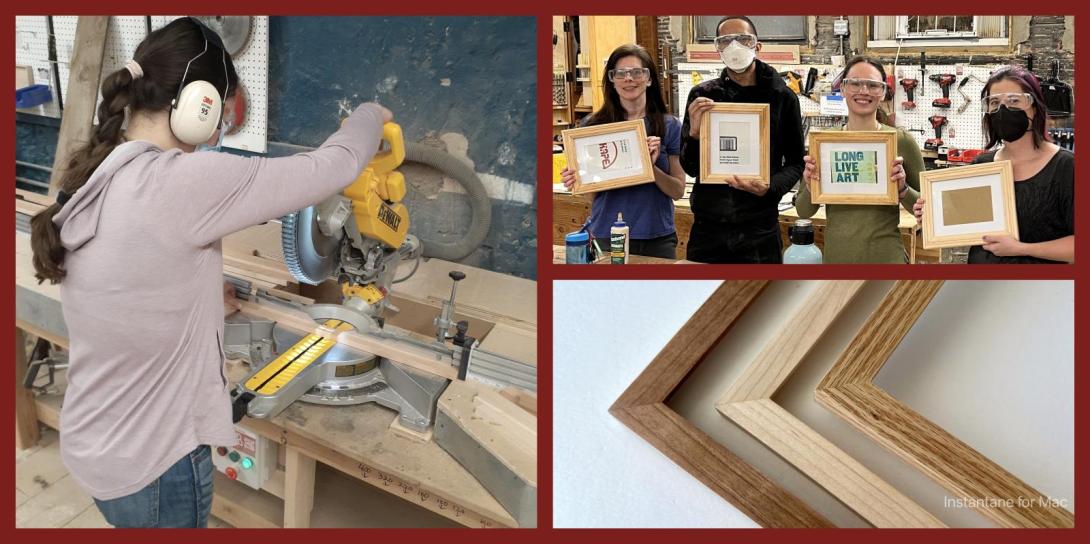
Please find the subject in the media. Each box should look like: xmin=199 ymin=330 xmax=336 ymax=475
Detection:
xmin=170 ymin=80 xmax=222 ymax=145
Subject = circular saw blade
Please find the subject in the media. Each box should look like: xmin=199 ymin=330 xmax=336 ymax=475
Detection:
xmin=194 ymin=16 xmax=252 ymax=56
xmin=281 ymin=205 xmax=341 ymax=285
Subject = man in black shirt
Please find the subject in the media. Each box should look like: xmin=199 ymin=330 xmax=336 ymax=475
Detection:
xmin=680 ymin=16 xmax=805 ymax=263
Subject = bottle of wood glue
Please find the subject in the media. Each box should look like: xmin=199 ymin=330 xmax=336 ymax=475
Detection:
xmin=610 ymin=212 xmax=629 ymax=264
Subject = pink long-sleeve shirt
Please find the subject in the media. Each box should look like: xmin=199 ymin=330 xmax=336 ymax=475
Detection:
xmin=52 ymin=104 xmax=385 ymax=500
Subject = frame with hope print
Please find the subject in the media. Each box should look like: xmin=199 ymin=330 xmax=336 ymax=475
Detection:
xmin=561 ymin=120 xmax=655 ymax=194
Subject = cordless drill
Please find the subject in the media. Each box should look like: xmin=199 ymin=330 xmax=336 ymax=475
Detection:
xmin=929 ymin=74 xmax=956 ymax=108
xmin=925 ymin=115 xmax=947 ymax=151
xmin=900 ymin=78 xmax=918 ymax=110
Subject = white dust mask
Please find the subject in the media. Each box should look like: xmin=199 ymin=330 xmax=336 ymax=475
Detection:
xmin=720 ymin=42 xmax=756 ymax=73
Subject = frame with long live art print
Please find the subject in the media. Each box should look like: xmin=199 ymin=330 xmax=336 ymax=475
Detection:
xmin=809 ymin=130 xmax=898 ymax=205
xmin=561 ymin=120 xmax=655 ymax=194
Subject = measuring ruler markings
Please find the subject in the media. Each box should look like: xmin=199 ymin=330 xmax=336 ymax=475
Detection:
xmin=244 ymin=319 xmax=353 ymax=394
xmin=352 ymin=461 xmax=508 ymax=528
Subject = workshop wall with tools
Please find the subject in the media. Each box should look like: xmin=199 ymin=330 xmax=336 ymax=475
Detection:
xmin=15 ymin=16 xmax=537 ymax=279
xmin=551 ymin=16 xmax=1074 ymax=264
xmin=655 ymin=16 xmax=1075 ymax=164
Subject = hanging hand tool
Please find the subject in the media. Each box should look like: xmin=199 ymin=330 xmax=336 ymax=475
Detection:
xmin=929 ymin=73 xmax=956 ymax=109
xmin=957 ymin=76 xmax=973 ymax=114
xmin=802 ymin=67 xmax=818 ymax=98
xmin=925 ymin=115 xmax=948 ymax=151
xmin=900 ymin=78 xmax=918 ymax=110
xmin=919 ymin=52 xmax=926 ymax=98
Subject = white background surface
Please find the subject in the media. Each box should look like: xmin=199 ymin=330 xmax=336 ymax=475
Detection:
xmin=573 ymin=128 xmax=647 ymax=184
xmin=553 ymin=280 xmax=1073 ymax=528
xmin=708 ymin=111 xmax=760 ymax=176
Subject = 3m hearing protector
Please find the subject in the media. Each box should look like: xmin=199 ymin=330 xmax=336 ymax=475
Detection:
xmin=169 ymin=17 xmax=231 ymax=146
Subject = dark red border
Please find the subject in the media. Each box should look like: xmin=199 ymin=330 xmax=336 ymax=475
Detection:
xmin=7 ymin=2 xmax=1089 ymax=542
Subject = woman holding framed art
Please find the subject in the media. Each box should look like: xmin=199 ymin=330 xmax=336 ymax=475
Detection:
xmin=794 ymin=56 xmax=924 ymax=264
xmin=560 ymin=44 xmax=685 ymax=259
xmin=913 ymin=65 xmax=1074 ymax=264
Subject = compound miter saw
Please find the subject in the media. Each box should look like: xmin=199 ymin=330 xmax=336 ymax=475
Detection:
xmin=227 ymin=123 xmax=534 ymax=433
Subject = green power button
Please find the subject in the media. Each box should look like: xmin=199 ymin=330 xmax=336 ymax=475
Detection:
xmin=228 ymin=451 xmax=240 ymax=462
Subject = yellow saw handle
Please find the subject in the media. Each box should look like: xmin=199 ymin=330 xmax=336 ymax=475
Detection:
xmin=370 ymin=122 xmax=405 ymax=174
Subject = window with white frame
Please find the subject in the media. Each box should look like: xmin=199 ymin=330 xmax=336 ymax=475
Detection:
xmin=898 ymin=16 xmax=978 ymax=38
xmin=870 ymin=16 xmax=1007 ymax=47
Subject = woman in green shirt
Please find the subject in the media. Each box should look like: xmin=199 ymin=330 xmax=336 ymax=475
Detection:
xmin=795 ymin=56 xmax=925 ymax=263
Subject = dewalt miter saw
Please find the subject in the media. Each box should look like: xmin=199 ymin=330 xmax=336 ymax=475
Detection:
xmin=228 ymin=122 xmax=535 ymax=433
xmin=230 ymin=123 xmax=445 ymax=431
xmin=281 ymin=122 xmax=419 ymax=329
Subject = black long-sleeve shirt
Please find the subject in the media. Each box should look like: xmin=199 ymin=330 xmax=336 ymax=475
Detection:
xmin=968 ymin=148 xmax=1074 ymax=264
xmin=680 ymin=59 xmax=804 ymax=226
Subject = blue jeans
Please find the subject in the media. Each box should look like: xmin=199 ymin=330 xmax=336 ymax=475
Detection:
xmin=94 ymin=445 xmax=214 ymax=528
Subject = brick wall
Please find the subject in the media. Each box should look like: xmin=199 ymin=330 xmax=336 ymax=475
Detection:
xmin=657 ymin=15 xmax=1074 ymax=116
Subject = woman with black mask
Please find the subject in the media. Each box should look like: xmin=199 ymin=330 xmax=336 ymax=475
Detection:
xmin=914 ymin=65 xmax=1073 ymax=263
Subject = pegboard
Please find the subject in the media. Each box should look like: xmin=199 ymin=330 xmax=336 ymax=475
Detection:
xmin=676 ymin=62 xmax=830 ymax=117
xmin=892 ymin=64 xmax=998 ymax=152
xmin=14 ymin=16 xmax=61 ymax=117
xmin=150 ymin=16 xmax=269 ymax=153
xmin=52 ymin=16 xmax=148 ymax=125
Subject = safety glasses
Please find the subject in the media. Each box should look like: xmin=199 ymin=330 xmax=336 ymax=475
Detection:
xmin=714 ymin=33 xmax=758 ymax=51
xmin=607 ymin=67 xmax=650 ymax=82
xmin=982 ymin=92 xmax=1034 ymax=113
xmin=841 ymin=78 xmax=888 ymax=96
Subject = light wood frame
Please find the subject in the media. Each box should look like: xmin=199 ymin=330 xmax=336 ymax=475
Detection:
xmin=699 ymin=103 xmax=770 ymax=185
xmin=809 ymin=130 xmax=898 ymax=205
xmin=919 ymin=160 xmax=1018 ymax=249
xmin=815 ymin=280 xmax=1074 ymax=528
xmin=715 ymin=281 xmax=945 ymax=527
xmin=562 ymin=119 xmax=655 ymax=194
xmin=610 ymin=281 xmax=834 ymax=528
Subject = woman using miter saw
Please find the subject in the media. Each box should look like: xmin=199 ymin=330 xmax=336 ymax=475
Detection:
xmin=795 ymin=56 xmax=925 ymax=264
xmin=913 ymin=65 xmax=1074 ymax=264
xmin=29 ymin=17 xmax=391 ymax=527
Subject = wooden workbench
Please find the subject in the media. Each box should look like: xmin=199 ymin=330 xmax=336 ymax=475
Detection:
xmin=14 ymin=228 xmax=533 ymax=528
xmin=553 ymin=190 xmax=937 ymax=264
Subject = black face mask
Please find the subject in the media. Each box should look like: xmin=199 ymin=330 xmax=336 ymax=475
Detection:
xmin=988 ymin=105 xmax=1031 ymax=143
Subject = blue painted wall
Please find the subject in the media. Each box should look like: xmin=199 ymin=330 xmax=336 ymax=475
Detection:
xmin=15 ymin=16 xmax=538 ymax=279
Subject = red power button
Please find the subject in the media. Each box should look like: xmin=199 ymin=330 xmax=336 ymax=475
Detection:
xmin=225 ymin=467 xmax=238 ymax=480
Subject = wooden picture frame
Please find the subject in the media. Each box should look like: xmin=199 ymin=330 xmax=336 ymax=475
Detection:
xmin=809 ymin=130 xmax=898 ymax=205
xmin=610 ymin=281 xmax=834 ymax=528
xmin=919 ymin=160 xmax=1018 ymax=249
xmin=715 ymin=281 xmax=945 ymax=528
xmin=815 ymin=280 xmax=1074 ymax=528
xmin=699 ymin=103 xmax=770 ymax=185
xmin=561 ymin=119 xmax=655 ymax=194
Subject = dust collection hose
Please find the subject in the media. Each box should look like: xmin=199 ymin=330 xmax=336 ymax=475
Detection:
xmin=404 ymin=141 xmax=492 ymax=261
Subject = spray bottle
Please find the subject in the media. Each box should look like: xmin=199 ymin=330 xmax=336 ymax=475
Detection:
xmin=610 ymin=212 xmax=629 ymax=264
xmin=783 ymin=219 xmax=823 ymax=264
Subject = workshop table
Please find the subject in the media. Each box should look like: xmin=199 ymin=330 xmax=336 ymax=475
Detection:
xmin=553 ymin=190 xmax=929 ymax=264
xmin=14 ymin=231 xmax=521 ymax=529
